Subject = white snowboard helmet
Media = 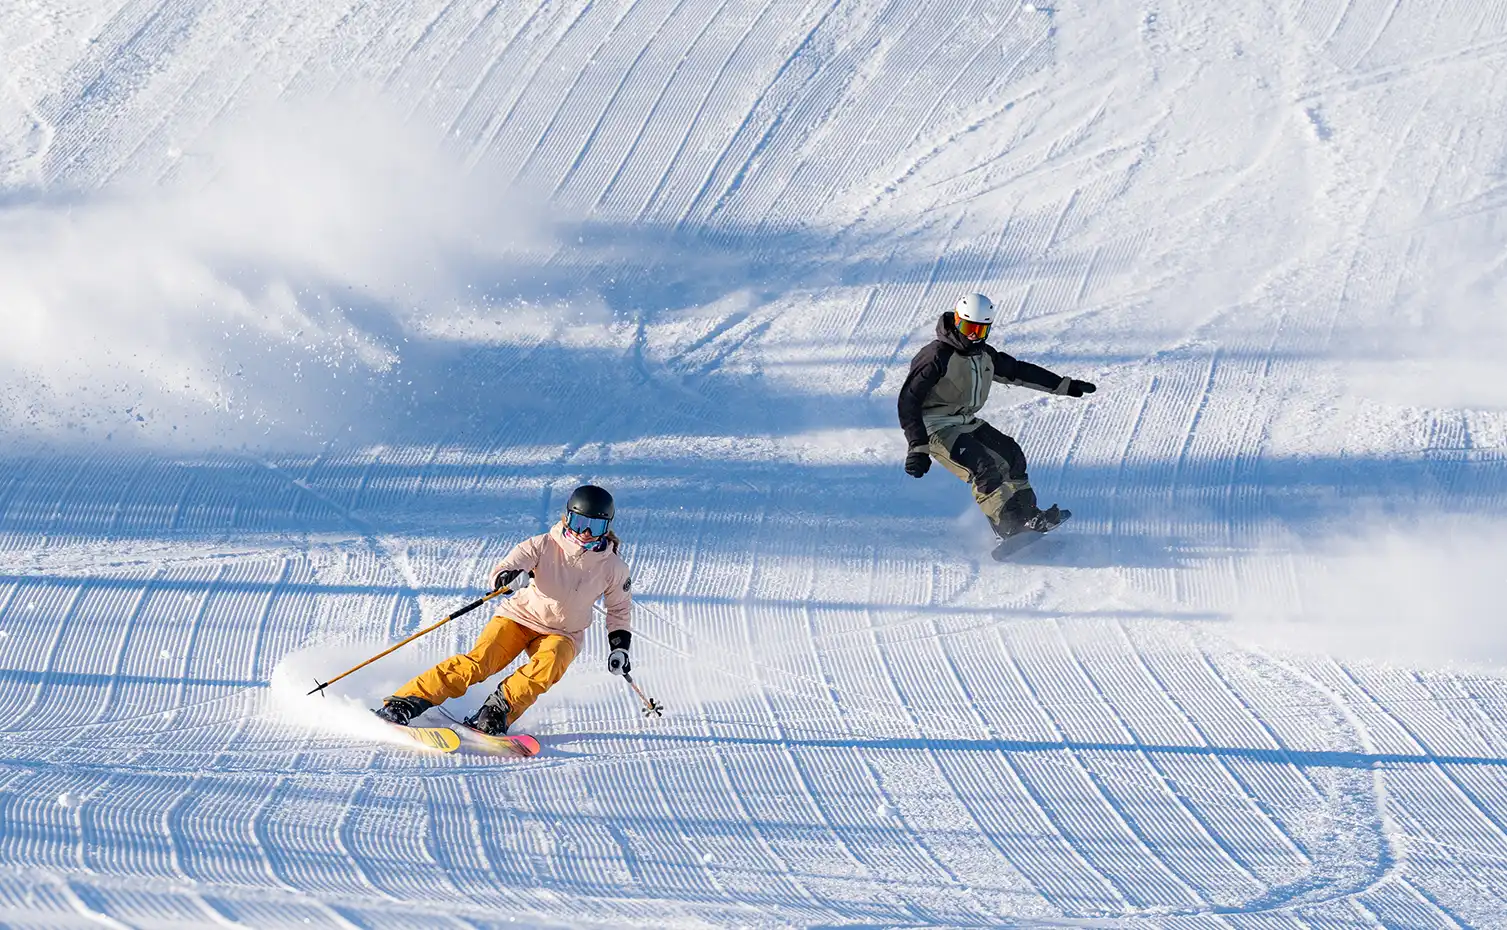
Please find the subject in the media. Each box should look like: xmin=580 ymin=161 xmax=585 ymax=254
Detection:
xmin=953 ymin=293 xmax=995 ymax=341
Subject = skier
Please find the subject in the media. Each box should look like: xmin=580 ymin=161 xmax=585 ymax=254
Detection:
xmin=375 ymin=485 xmax=633 ymax=734
xmin=898 ymin=293 xmax=1096 ymax=543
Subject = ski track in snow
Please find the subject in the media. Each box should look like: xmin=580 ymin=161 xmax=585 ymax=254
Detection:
xmin=4 ymin=0 xmax=1507 ymax=927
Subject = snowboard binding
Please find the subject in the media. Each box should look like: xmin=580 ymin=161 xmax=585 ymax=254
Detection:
xmin=990 ymin=505 xmax=1072 ymax=561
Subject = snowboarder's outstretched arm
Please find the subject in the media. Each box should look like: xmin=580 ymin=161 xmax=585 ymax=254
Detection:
xmin=988 ymin=346 xmax=1096 ymax=397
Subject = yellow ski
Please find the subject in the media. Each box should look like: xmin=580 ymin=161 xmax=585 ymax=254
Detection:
xmin=378 ymin=720 xmax=461 ymax=752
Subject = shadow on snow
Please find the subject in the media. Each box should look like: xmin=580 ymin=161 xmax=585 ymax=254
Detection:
xmin=555 ymin=731 xmax=1507 ymax=772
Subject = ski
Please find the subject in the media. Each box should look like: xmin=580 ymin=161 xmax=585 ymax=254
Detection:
xmin=437 ymin=709 xmax=541 ymax=757
xmin=368 ymin=708 xmax=538 ymax=756
xmin=991 ymin=509 xmax=1072 ymax=562
xmin=374 ymin=717 xmax=462 ymax=753
xmin=459 ymin=726 xmax=542 ymax=757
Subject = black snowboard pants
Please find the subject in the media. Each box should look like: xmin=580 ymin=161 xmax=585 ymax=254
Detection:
xmin=928 ymin=420 xmax=1036 ymax=528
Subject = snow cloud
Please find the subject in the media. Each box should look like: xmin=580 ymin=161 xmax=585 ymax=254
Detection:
xmin=1231 ymin=517 xmax=1507 ymax=673
xmin=0 ymin=92 xmax=552 ymax=448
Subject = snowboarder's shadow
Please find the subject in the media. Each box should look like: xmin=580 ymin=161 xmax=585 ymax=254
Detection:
xmin=983 ymin=530 xmax=1215 ymax=569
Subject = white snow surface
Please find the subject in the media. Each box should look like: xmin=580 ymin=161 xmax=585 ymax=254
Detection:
xmin=3 ymin=0 xmax=1507 ymax=927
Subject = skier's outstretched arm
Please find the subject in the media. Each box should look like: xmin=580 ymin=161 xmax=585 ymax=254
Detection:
xmin=487 ymin=536 xmax=544 ymax=591
xmin=989 ymin=346 xmax=1095 ymax=397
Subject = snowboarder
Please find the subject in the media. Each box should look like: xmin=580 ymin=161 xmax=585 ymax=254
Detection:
xmin=898 ymin=293 xmax=1096 ymax=542
xmin=375 ymin=484 xmax=633 ymax=734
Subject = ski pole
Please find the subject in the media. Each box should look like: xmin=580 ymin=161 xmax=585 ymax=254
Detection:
xmin=307 ymin=585 xmax=512 ymax=696
xmin=623 ymin=672 xmax=664 ymax=717
xmin=587 ymin=602 xmax=662 ymax=716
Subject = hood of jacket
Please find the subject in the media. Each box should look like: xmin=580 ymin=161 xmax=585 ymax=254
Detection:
xmin=935 ymin=311 xmax=985 ymax=354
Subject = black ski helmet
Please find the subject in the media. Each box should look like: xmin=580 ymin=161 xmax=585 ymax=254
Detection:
xmin=565 ymin=484 xmax=615 ymax=522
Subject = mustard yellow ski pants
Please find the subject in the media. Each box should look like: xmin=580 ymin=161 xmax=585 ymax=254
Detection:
xmin=394 ymin=615 xmax=576 ymax=725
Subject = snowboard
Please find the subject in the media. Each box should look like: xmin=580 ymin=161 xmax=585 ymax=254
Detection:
xmin=990 ymin=508 xmax=1072 ymax=562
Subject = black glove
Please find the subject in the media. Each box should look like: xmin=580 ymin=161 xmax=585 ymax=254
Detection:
xmin=607 ymin=630 xmax=632 ymax=676
xmin=1067 ymin=380 xmax=1096 ymax=398
xmin=493 ymin=569 xmax=522 ymax=591
xmin=905 ymin=450 xmax=931 ymax=478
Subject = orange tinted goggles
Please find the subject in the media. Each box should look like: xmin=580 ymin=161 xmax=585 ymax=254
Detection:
xmin=957 ymin=318 xmax=991 ymax=340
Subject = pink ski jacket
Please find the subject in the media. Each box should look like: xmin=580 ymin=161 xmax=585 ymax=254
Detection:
xmin=487 ymin=523 xmax=632 ymax=647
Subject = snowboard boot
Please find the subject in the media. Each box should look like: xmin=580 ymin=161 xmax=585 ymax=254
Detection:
xmin=989 ymin=486 xmax=1040 ymax=539
xmin=990 ymin=514 xmax=1026 ymax=539
xmin=375 ymin=694 xmax=432 ymax=727
xmin=1023 ymin=504 xmax=1069 ymax=532
xmin=467 ymin=691 xmax=511 ymax=736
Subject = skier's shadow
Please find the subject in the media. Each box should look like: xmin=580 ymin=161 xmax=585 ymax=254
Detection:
xmin=544 ymin=731 xmax=1507 ymax=772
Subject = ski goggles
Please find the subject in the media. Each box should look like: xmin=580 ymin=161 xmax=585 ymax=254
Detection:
xmin=564 ymin=511 xmax=611 ymax=541
xmin=956 ymin=318 xmax=991 ymax=340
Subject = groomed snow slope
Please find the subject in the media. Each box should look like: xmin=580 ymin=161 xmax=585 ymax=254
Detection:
xmin=4 ymin=0 xmax=1507 ymax=926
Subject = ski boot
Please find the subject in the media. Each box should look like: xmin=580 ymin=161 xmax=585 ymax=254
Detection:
xmin=374 ymin=695 xmax=432 ymax=726
xmin=467 ymin=691 xmax=510 ymax=736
